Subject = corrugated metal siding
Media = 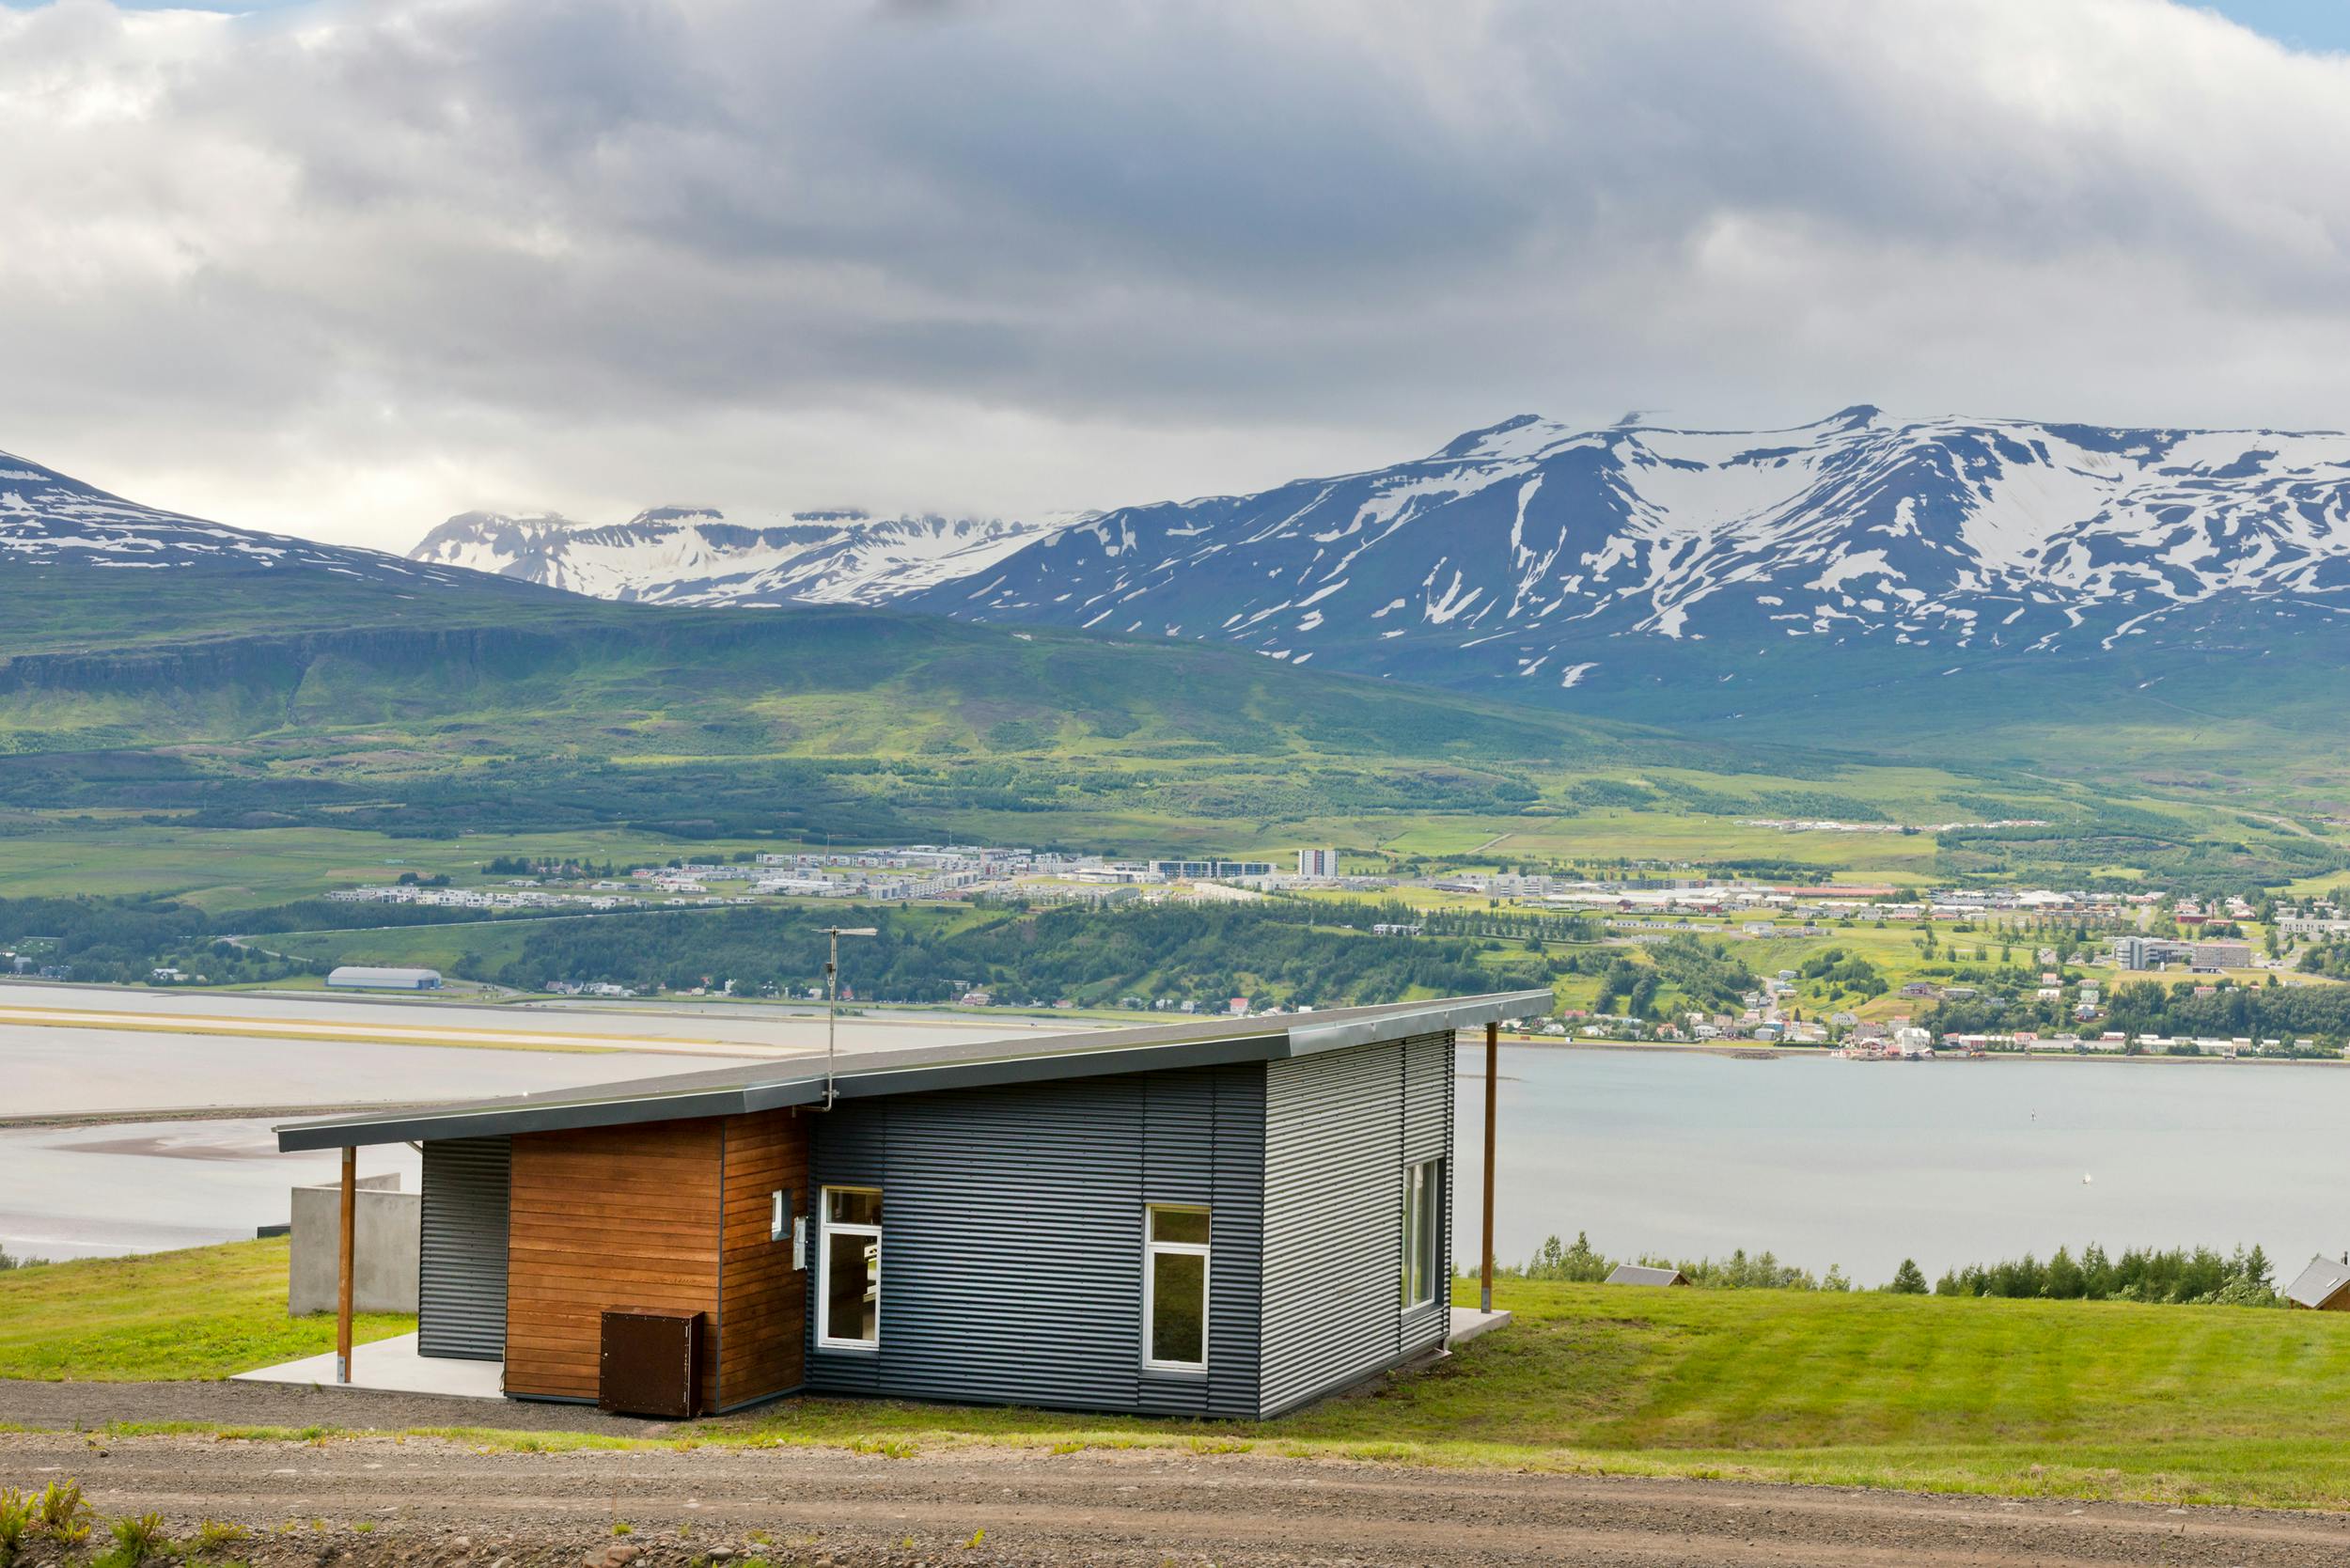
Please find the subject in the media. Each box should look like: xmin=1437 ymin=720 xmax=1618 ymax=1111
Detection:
xmin=1399 ymin=1030 xmax=1453 ymax=1356
xmin=1260 ymin=1029 xmax=1453 ymax=1417
xmin=417 ymin=1137 xmax=510 ymax=1361
xmin=807 ymin=1063 xmax=1263 ymax=1416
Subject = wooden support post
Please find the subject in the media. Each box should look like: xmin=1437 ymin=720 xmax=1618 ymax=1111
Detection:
xmin=337 ymin=1145 xmax=355 ymax=1385
xmin=1480 ymin=1018 xmax=1497 ymax=1314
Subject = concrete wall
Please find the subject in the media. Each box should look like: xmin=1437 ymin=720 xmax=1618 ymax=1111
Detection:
xmin=290 ymin=1173 xmax=420 ymax=1315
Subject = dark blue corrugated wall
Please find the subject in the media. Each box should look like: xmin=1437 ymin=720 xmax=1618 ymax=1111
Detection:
xmin=416 ymin=1136 xmax=511 ymax=1361
xmin=807 ymin=1062 xmax=1265 ymax=1417
xmin=1259 ymin=1029 xmax=1453 ymax=1416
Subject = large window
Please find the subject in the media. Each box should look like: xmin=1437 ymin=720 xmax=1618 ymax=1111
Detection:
xmin=1142 ymin=1204 xmax=1210 ymax=1372
xmin=1402 ymin=1159 xmax=1442 ymax=1309
xmin=819 ymin=1185 xmax=883 ymax=1349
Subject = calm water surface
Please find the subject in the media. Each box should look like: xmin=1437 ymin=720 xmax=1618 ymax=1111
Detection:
xmin=1454 ymin=1045 xmax=2350 ymax=1286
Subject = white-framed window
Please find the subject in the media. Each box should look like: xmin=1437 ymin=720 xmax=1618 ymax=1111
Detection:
xmin=818 ymin=1185 xmax=883 ymax=1349
xmin=1402 ymin=1158 xmax=1442 ymax=1309
xmin=1142 ymin=1204 xmax=1210 ymax=1372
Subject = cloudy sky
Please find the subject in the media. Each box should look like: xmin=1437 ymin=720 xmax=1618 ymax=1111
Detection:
xmin=4 ymin=0 xmax=2349 ymax=551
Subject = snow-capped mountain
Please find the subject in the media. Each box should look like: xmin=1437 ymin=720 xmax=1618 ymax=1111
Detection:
xmin=1 ymin=447 xmax=500 ymax=590
xmin=903 ymin=408 xmax=2350 ymax=702
xmin=411 ymin=505 xmax=1071 ymax=605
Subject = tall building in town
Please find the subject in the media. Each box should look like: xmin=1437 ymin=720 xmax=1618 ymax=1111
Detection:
xmin=1298 ymin=847 xmax=1339 ymax=878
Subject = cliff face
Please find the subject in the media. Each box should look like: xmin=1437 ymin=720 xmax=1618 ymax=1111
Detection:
xmin=0 ymin=623 xmax=568 ymax=696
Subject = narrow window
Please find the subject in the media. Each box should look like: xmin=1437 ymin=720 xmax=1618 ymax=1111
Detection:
xmin=1143 ymin=1204 xmax=1210 ymax=1372
xmin=1402 ymin=1159 xmax=1442 ymax=1309
xmin=820 ymin=1185 xmax=883 ymax=1348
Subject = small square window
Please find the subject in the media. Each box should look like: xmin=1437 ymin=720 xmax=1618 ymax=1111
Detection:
xmin=827 ymin=1187 xmax=883 ymax=1227
xmin=1150 ymin=1207 xmax=1210 ymax=1246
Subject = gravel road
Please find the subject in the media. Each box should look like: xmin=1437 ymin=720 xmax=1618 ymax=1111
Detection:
xmin=4 ymin=1425 xmax=2347 ymax=1568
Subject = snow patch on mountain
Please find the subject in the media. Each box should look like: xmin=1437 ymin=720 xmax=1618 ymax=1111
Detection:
xmin=1 ymin=447 xmax=490 ymax=589
xmin=410 ymin=504 xmax=1075 ymax=606
xmin=901 ymin=409 xmax=2350 ymax=690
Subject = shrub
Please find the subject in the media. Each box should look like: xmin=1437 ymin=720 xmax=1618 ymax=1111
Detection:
xmin=194 ymin=1518 xmax=249 ymax=1555
xmin=0 ymin=1488 xmax=32 ymax=1568
xmin=32 ymin=1482 xmax=91 ymax=1545
xmin=99 ymin=1511 xmax=172 ymax=1567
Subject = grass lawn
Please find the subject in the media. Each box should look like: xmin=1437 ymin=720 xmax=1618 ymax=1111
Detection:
xmin=678 ymin=1279 xmax=2350 ymax=1509
xmin=18 ymin=1243 xmax=2350 ymax=1509
xmin=0 ymin=1239 xmax=412 ymax=1381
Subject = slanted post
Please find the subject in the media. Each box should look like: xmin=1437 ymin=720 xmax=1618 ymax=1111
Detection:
xmin=337 ymin=1146 xmax=355 ymax=1384
xmin=1480 ymin=1019 xmax=1497 ymax=1314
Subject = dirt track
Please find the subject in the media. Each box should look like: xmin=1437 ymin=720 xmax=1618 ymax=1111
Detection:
xmin=5 ymin=1428 xmax=2348 ymax=1568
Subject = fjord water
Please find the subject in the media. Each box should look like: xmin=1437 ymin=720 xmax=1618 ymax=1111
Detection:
xmin=1455 ymin=1046 xmax=2350 ymax=1287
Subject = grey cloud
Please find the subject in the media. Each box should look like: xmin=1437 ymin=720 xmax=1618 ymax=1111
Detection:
xmin=0 ymin=0 xmax=2347 ymax=550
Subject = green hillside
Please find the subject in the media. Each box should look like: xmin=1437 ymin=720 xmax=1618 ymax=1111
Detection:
xmin=0 ymin=560 xmax=2338 ymax=898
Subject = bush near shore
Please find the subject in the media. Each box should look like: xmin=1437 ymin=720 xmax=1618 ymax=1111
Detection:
xmin=1493 ymin=1231 xmax=2290 ymax=1305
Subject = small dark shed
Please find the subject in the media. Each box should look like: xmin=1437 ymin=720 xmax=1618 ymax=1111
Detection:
xmin=279 ymin=990 xmax=1545 ymax=1418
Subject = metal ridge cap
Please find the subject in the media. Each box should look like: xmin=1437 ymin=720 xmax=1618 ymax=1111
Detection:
xmin=1281 ymin=989 xmax=1555 ymax=1057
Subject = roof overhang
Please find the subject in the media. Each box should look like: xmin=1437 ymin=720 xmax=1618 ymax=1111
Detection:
xmin=276 ymin=988 xmax=1551 ymax=1152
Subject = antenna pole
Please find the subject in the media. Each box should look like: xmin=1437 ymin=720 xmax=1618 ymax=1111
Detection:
xmin=816 ymin=925 xmax=875 ymax=1112
xmin=824 ymin=928 xmax=839 ymax=1110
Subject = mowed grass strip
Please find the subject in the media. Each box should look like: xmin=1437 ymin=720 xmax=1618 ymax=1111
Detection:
xmin=0 ymin=1238 xmax=412 ymax=1381
xmin=14 ymin=1248 xmax=2350 ymax=1507
xmin=705 ymin=1279 xmax=2350 ymax=1507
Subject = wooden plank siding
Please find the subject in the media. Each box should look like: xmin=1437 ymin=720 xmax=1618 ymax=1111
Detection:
xmin=716 ymin=1108 xmax=810 ymax=1407
xmin=505 ymin=1120 xmax=725 ymax=1408
xmin=502 ymin=1113 xmax=809 ymax=1412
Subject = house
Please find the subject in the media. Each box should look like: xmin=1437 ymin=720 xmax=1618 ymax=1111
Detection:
xmin=276 ymin=989 xmax=1546 ymax=1419
xmin=2284 ymin=1256 xmax=2350 ymax=1310
xmin=1605 ymin=1263 xmax=1689 ymax=1287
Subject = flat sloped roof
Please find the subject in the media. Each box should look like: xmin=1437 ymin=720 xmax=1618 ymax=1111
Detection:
xmin=1605 ymin=1263 xmax=1689 ymax=1287
xmin=276 ymin=989 xmax=1551 ymax=1152
xmin=2284 ymin=1254 xmax=2350 ymax=1309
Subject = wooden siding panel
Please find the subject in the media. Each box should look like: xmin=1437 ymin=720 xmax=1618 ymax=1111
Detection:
xmin=716 ymin=1108 xmax=810 ymax=1408
xmin=503 ymin=1120 xmax=722 ymax=1408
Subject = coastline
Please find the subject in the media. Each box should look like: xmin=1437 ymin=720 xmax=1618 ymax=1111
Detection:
xmin=1500 ymin=1034 xmax=2350 ymax=1065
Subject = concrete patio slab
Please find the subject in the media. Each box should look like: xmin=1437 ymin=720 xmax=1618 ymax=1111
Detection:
xmin=233 ymin=1333 xmax=505 ymax=1400
xmin=1448 ymin=1306 xmax=1512 ymax=1347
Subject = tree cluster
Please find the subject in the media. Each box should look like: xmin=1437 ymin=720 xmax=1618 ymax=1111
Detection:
xmin=1935 ymin=1243 xmax=2279 ymax=1306
xmin=488 ymin=902 xmax=1559 ymax=1011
